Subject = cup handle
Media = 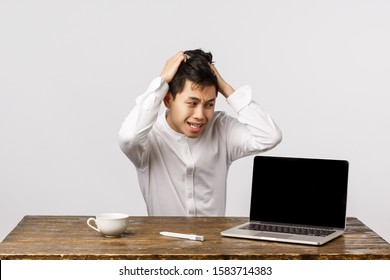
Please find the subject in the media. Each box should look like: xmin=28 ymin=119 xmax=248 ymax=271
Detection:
xmin=87 ymin=218 xmax=100 ymax=232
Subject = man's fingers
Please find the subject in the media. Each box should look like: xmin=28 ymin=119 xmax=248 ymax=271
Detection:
xmin=160 ymin=51 xmax=186 ymax=83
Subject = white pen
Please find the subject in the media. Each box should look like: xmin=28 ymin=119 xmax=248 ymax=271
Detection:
xmin=160 ymin=231 xmax=204 ymax=241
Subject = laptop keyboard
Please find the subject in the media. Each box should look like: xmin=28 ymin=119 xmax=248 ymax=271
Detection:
xmin=240 ymin=223 xmax=335 ymax=237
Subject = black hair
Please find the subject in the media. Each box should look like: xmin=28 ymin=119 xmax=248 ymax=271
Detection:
xmin=169 ymin=49 xmax=218 ymax=98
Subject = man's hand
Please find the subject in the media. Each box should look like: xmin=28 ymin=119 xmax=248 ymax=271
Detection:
xmin=210 ymin=64 xmax=235 ymax=98
xmin=160 ymin=51 xmax=186 ymax=83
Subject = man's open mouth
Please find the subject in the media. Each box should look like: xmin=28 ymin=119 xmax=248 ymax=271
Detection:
xmin=188 ymin=122 xmax=204 ymax=128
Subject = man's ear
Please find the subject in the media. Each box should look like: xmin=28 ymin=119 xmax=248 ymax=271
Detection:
xmin=163 ymin=92 xmax=173 ymax=108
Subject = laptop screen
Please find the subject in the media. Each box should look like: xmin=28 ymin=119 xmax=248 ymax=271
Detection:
xmin=250 ymin=156 xmax=349 ymax=229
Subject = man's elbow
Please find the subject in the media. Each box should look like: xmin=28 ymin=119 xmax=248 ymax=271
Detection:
xmin=118 ymin=130 xmax=136 ymax=156
xmin=272 ymin=127 xmax=283 ymax=147
xmin=262 ymin=127 xmax=282 ymax=151
xmin=118 ymin=130 xmax=148 ymax=160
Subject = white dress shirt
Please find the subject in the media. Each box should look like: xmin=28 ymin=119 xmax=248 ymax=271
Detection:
xmin=119 ymin=77 xmax=282 ymax=216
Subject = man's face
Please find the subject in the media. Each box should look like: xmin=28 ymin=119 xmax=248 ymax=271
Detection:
xmin=164 ymin=80 xmax=217 ymax=138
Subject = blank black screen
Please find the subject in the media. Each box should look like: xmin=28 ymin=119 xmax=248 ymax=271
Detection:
xmin=250 ymin=156 xmax=349 ymax=229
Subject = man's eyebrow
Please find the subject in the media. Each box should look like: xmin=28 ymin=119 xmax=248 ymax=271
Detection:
xmin=186 ymin=97 xmax=201 ymax=101
xmin=186 ymin=97 xmax=216 ymax=103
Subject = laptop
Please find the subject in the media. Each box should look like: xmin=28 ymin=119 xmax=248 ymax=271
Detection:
xmin=221 ymin=155 xmax=349 ymax=246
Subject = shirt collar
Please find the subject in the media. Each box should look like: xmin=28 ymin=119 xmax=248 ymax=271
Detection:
xmin=159 ymin=110 xmax=187 ymax=143
xmin=159 ymin=110 xmax=201 ymax=144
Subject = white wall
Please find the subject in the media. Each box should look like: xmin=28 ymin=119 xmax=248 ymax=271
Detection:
xmin=1 ymin=0 xmax=389 ymax=243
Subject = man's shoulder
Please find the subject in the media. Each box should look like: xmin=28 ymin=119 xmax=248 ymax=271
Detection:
xmin=206 ymin=111 xmax=238 ymax=133
xmin=213 ymin=110 xmax=229 ymax=118
xmin=212 ymin=111 xmax=235 ymax=123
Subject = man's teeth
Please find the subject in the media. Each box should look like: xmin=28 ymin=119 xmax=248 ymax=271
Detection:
xmin=190 ymin=123 xmax=202 ymax=128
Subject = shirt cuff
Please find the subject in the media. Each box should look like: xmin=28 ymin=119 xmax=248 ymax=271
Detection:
xmin=226 ymin=85 xmax=252 ymax=113
xmin=136 ymin=77 xmax=169 ymax=111
xmin=146 ymin=76 xmax=168 ymax=94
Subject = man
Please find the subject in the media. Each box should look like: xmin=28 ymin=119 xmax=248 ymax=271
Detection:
xmin=119 ymin=49 xmax=282 ymax=216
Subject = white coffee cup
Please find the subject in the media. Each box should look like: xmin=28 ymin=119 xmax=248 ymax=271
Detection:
xmin=87 ymin=213 xmax=129 ymax=237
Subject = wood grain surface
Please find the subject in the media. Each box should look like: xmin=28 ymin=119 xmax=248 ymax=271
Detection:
xmin=0 ymin=216 xmax=389 ymax=260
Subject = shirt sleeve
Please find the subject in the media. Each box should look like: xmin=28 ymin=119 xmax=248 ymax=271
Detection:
xmin=118 ymin=77 xmax=169 ymax=169
xmin=225 ymin=85 xmax=282 ymax=163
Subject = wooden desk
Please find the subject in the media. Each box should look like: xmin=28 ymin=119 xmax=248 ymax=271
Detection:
xmin=0 ymin=216 xmax=389 ymax=260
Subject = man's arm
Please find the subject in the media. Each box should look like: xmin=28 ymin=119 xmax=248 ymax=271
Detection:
xmin=225 ymin=86 xmax=282 ymax=163
xmin=118 ymin=52 xmax=186 ymax=169
xmin=210 ymin=64 xmax=282 ymax=162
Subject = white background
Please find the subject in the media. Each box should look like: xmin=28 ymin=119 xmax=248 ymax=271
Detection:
xmin=0 ymin=0 xmax=389 ymax=243
xmin=2 ymin=260 xmax=390 ymax=280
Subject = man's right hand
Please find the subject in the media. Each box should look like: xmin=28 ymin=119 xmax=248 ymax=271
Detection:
xmin=160 ymin=51 xmax=186 ymax=83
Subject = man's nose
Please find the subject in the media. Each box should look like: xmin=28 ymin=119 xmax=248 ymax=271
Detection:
xmin=193 ymin=105 xmax=205 ymax=120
